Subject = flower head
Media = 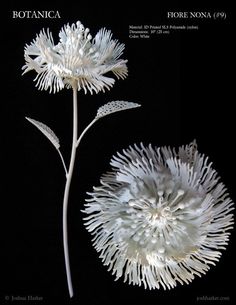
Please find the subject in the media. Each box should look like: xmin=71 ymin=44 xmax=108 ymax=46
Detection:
xmin=22 ymin=21 xmax=128 ymax=94
xmin=83 ymin=141 xmax=234 ymax=289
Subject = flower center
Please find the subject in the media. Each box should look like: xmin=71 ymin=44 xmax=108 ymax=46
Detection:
xmin=114 ymin=185 xmax=202 ymax=261
xmin=147 ymin=206 xmax=172 ymax=226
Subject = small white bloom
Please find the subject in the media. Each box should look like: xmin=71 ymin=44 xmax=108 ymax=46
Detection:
xmin=22 ymin=21 xmax=128 ymax=94
xmin=84 ymin=141 xmax=234 ymax=289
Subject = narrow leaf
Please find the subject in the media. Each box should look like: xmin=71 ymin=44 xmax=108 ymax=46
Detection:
xmin=95 ymin=101 xmax=141 ymax=119
xmin=26 ymin=117 xmax=60 ymax=149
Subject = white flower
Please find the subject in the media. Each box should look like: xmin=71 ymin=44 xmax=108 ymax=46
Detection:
xmin=83 ymin=141 xmax=234 ymax=289
xmin=22 ymin=21 xmax=128 ymax=94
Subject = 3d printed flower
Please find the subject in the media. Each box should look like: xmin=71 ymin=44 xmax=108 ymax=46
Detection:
xmin=84 ymin=141 xmax=234 ymax=289
xmin=22 ymin=21 xmax=128 ymax=94
xmin=23 ymin=20 xmax=136 ymax=298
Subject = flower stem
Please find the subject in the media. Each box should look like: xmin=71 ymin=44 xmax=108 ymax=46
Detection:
xmin=76 ymin=118 xmax=98 ymax=148
xmin=57 ymin=148 xmax=68 ymax=176
xmin=62 ymin=82 xmax=78 ymax=298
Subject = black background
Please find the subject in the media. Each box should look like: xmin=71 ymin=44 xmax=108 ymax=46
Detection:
xmin=1 ymin=1 xmax=235 ymax=305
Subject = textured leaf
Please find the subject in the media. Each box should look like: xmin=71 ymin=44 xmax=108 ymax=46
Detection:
xmin=96 ymin=101 xmax=141 ymax=119
xmin=26 ymin=117 xmax=60 ymax=149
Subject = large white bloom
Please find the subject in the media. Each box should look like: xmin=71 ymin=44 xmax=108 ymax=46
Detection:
xmin=83 ymin=142 xmax=234 ymax=289
xmin=22 ymin=21 xmax=128 ymax=94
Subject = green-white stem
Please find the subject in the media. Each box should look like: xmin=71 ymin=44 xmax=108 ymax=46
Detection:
xmin=63 ymin=82 xmax=78 ymax=298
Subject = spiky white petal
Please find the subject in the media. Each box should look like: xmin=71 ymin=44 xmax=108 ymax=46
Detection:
xmin=22 ymin=21 xmax=128 ymax=94
xmin=83 ymin=141 xmax=234 ymax=289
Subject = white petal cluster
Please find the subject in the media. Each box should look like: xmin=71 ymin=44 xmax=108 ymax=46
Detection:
xmin=84 ymin=142 xmax=234 ymax=289
xmin=22 ymin=21 xmax=128 ymax=94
